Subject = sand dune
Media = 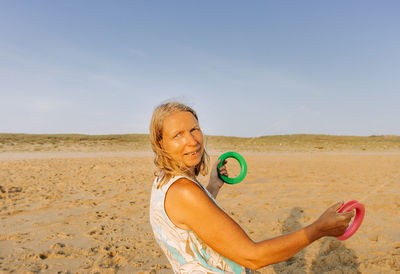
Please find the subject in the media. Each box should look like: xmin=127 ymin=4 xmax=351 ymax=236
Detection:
xmin=1 ymin=151 xmax=399 ymax=273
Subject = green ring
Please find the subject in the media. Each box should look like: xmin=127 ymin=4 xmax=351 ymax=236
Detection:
xmin=217 ymin=152 xmax=247 ymax=184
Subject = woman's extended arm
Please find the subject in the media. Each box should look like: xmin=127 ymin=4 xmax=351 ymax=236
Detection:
xmin=165 ymin=178 xmax=354 ymax=270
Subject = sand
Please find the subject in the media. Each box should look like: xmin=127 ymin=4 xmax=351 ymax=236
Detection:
xmin=1 ymin=151 xmax=399 ymax=273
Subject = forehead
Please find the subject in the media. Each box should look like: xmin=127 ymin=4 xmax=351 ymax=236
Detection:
xmin=162 ymin=111 xmax=198 ymax=131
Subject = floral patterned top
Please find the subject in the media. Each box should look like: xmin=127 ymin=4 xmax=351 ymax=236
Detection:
xmin=149 ymin=175 xmax=250 ymax=273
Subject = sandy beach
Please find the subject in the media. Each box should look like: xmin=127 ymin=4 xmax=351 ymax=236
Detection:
xmin=1 ymin=150 xmax=400 ymax=273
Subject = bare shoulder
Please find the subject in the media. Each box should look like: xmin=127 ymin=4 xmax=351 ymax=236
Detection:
xmin=165 ymin=177 xmax=221 ymax=229
xmin=166 ymin=177 xmax=211 ymax=207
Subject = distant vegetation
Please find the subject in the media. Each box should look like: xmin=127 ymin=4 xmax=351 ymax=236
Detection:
xmin=205 ymin=134 xmax=400 ymax=152
xmin=0 ymin=134 xmax=150 ymax=152
xmin=1 ymin=133 xmax=400 ymax=153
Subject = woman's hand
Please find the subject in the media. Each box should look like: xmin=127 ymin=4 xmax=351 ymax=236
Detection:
xmin=312 ymin=201 xmax=355 ymax=238
xmin=206 ymin=159 xmax=227 ymax=199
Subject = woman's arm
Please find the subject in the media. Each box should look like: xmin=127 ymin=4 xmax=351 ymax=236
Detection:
xmin=206 ymin=159 xmax=226 ymax=199
xmin=165 ymin=178 xmax=354 ymax=270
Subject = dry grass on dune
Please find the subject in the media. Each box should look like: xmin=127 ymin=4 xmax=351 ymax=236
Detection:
xmin=0 ymin=134 xmax=150 ymax=152
xmin=1 ymin=133 xmax=400 ymax=153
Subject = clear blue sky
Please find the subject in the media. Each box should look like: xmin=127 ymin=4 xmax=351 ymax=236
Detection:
xmin=1 ymin=1 xmax=399 ymax=137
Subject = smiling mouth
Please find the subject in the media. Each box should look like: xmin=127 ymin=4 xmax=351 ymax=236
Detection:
xmin=185 ymin=148 xmax=201 ymax=156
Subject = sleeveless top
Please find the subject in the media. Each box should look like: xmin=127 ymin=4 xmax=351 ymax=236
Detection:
xmin=149 ymin=175 xmax=250 ymax=273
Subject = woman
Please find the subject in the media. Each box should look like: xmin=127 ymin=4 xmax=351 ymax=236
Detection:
xmin=149 ymin=101 xmax=354 ymax=273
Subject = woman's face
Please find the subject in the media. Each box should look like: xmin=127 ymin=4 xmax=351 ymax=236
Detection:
xmin=161 ymin=111 xmax=204 ymax=173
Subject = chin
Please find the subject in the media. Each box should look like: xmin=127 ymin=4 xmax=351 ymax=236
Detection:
xmin=185 ymin=158 xmax=202 ymax=169
xmin=185 ymin=161 xmax=201 ymax=169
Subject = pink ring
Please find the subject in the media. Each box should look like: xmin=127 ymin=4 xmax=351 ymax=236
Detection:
xmin=336 ymin=200 xmax=365 ymax=241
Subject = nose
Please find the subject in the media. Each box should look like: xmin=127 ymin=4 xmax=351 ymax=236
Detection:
xmin=185 ymin=132 xmax=198 ymax=146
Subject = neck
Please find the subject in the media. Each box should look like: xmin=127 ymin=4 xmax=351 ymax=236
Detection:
xmin=180 ymin=168 xmax=195 ymax=180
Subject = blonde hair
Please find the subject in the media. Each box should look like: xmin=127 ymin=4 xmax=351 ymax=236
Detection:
xmin=150 ymin=101 xmax=209 ymax=188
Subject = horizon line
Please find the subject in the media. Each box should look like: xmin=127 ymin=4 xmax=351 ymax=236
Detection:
xmin=1 ymin=132 xmax=399 ymax=138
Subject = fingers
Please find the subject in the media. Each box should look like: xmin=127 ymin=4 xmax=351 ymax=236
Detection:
xmin=335 ymin=210 xmax=355 ymax=235
xmin=342 ymin=210 xmax=355 ymax=220
xmin=213 ymin=159 xmax=228 ymax=176
xmin=332 ymin=200 xmax=344 ymax=211
xmin=215 ymin=159 xmax=226 ymax=167
xmin=218 ymin=160 xmax=228 ymax=177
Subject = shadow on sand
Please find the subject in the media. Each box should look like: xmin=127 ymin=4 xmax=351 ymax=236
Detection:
xmin=272 ymin=207 xmax=360 ymax=273
xmin=272 ymin=207 xmax=306 ymax=274
xmin=310 ymin=237 xmax=360 ymax=274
